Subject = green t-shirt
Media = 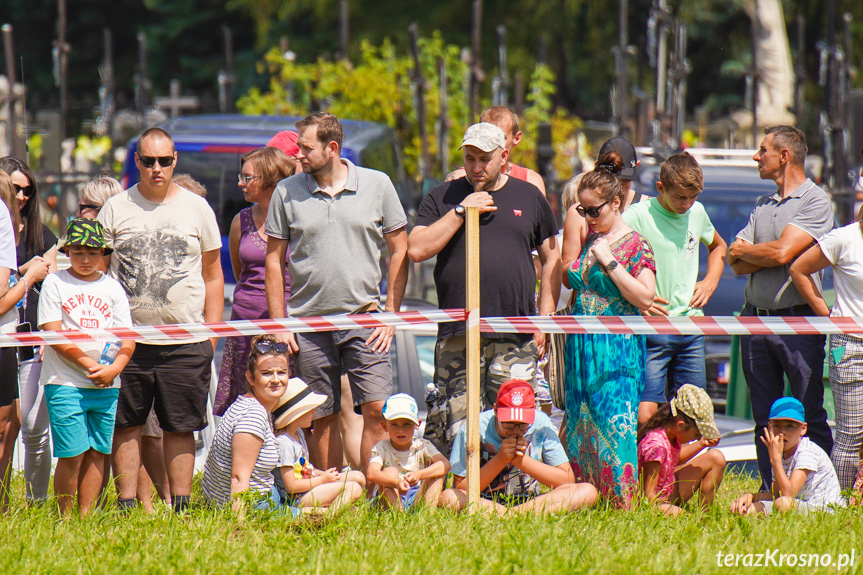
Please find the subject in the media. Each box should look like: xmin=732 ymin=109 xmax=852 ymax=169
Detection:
xmin=623 ymin=198 xmax=715 ymax=316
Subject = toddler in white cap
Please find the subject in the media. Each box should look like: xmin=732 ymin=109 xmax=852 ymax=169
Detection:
xmin=366 ymin=393 xmax=451 ymax=510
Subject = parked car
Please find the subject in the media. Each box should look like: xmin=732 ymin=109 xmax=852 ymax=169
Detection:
xmin=120 ymin=114 xmax=418 ymax=283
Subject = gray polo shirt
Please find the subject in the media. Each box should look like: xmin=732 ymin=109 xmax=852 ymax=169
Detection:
xmin=265 ymin=158 xmax=407 ymax=317
xmin=736 ymin=179 xmax=834 ymax=309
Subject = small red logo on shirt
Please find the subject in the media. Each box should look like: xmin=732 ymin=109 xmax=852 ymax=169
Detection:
xmin=513 ymin=209 xmax=522 ymax=217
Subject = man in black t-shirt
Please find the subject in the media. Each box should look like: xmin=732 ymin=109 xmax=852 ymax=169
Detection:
xmin=407 ymin=123 xmax=561 ymax=455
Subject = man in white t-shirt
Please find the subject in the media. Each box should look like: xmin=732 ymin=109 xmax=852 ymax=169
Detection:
xmin=98 ymin=128 xmax=224 ymax=513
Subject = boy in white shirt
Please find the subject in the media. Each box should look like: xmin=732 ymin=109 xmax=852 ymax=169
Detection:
xmin=366 ymin=393 xmax=450 ymax=510
xmin=730 ymin=397 xmax=844 ymax=515
xmin=38 ymin=219 xmax=135 ymax=516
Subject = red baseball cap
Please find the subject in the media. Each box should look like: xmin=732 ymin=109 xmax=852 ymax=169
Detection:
xmin=496 ymin=379 xmax=535 ymax=424
xmin=266 ymin=130 xmax=300 ymax=157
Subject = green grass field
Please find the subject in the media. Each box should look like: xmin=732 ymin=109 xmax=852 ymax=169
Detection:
xmin=1 ymin=471 xmax=862 ymax=574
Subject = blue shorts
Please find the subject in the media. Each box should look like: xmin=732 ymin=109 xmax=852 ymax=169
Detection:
xmin=402 ymin=484 xmax=421 ymax=510
xmin=258 ymin=486 xmax=301 ymax=517
xmin=45 ymin=385 xmax=119 ymax=458
xmin=641 ymin=335 xmax=706 ymax=403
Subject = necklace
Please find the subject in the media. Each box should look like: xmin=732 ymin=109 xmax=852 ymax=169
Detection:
xmin=600 ymin=223 xmax=625 ymax=241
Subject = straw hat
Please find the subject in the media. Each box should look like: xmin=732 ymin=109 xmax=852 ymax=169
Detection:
xmin=272 ymin=378 xmax=326 ymax=430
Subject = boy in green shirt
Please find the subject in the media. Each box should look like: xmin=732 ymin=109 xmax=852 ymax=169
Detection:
xmin=623 ymin=152 xmax=727 ymax=425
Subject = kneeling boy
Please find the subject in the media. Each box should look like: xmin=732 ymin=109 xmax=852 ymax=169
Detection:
xmin=730 ymin=397 xmax=844 ymax=515
xmin=440 ymin=379 xmax=597 ymax=514
xmin=366 ymin=393 xmax=450 ymax=510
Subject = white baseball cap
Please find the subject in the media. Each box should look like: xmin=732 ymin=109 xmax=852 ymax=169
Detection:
xmin=382 ymin=393 xmax=420 ymax=425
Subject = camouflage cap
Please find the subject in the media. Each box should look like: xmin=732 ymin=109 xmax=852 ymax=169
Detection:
xmin=62 ymin=218 xmax=112 ymax=255
xmin=460 ymin=122 xmax=506 ymax=152
xmin=669 ymin=384 xmax=719 ymax=440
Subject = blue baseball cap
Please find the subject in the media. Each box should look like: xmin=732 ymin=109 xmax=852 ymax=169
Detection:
xmin=768 ymin=397 xmax=805 ymax=423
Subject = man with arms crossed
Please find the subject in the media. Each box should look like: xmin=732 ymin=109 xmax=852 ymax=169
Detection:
xmin=409 ymin=123 xmax=560 ymax=456
xmin=727 ymin=125 xmax=834 ymax=491
xmin=265 ymin=113 xmax=409 ymax=472
xmin=99 ymin=128 xmax=224 ymax=513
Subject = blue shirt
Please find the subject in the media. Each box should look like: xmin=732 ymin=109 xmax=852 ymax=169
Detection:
xmin=449 ymin=410 xmax=568 ymax=499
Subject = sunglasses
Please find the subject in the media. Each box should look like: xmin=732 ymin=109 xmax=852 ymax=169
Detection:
xmin=575 ymin=199 xmax=611 ymax=218
xmin=238 ymin=174 xmax=262 ymax=185
xmin=78 ymin=203 xmax=101 ymax=213
xmin=14 ymin=184 xmax=35 ymax=198
xmin=138 ymin=155 xmax=175 ymax=169
xmin=253 ymin=340 xmax=290 ymax=354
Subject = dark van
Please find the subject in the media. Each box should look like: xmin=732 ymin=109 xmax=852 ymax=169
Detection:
xmin=120 ymin=114 xmax=417 ymax=281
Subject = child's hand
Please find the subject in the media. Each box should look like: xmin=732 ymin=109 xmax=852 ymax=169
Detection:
xmin=730 ymin=493 xmax=754 ymax=515
xmin=701 ymin=438 xmax=720 ymax=448
xmin=760 ymin=427 xmax=784 ymax=463
xmin=87 ymin=364 xmax=119 ymax=388
xmin=397 ymin=476 xmax=410 ymax=493
xmin=510 ymin=436 xmax=529 ymax=468
xmin=403 ymin=471 xmax=420 ymax=486
xmin=319 ymin=468 xmax=339 ymax=484
xmin=498 ymin=436 xmax=520 ymax=463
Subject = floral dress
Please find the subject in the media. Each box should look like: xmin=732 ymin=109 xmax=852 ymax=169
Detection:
xmin=563 ymin=231 xmax=655 ymax=506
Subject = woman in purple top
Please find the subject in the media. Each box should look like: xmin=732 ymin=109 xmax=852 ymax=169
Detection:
xmin=214 ymin=146 xmax=296 ymax=415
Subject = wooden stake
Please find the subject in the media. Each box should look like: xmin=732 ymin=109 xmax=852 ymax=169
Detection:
xmin=465 ymin=206 xmax=481 ymax=511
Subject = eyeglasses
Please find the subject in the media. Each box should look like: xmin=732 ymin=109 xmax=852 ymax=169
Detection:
xmin=78 ymin=203 xmax=101 ymax=213
xmin=500 ymin=421 xmax=530 ymax=431
xmin=253 ymin=340 xmax=290 ymax=354
xmin=138 ymin=155 xmax=175 ymax=169
xmin=575 ymin=199 xmax=611 ymax=218
xmin=14 ymin=184 xmax=35 ymax=198
xmin=238 ymin=174 xmax=262 ymax=185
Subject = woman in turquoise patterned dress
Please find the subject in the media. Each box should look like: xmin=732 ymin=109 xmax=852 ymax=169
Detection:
xmin=563 ymin=166 xmax=656 ymax=507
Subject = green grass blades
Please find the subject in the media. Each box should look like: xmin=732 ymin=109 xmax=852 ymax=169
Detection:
xmin=0 ymin=471 xmax=861 ymax=574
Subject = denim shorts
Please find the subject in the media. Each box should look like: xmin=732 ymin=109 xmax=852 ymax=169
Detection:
xmin=642 ymin=334 xmax=706 ymax=403
xmin=45 ymin=384 xmax=119 ymax=458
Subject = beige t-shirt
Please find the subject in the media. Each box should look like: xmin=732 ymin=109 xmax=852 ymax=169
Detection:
xmin=369 ymin=436 xmax=441 ymax=474
xmin=98 ymin=184 xmax=221 ymax=340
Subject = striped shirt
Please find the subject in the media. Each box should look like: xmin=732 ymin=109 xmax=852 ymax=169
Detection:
xmin=202 ymin=395 xmax=279 ymax=506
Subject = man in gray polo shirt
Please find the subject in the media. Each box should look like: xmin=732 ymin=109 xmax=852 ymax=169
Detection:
xmin=728 ymin=125 xmax=834 ymax=491
xmin=264 ymin=113 xmax=409 ymax=471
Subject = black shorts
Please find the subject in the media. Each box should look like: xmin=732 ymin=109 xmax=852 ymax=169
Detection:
xmin=116 ymin=341 xmax=214 ymax=433
xmin=0 ymin=348 xmax=18 ymax=407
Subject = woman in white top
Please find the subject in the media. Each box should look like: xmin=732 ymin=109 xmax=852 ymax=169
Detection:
xmin=202 ymin=334 xmax=289 ymax=511
xmin=0 ymin=170 xmax=49 ymax=512
xmin=790 ymin=215 xmax=863 ymax=490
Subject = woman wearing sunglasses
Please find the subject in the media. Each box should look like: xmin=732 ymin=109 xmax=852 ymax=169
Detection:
xmin=0 ymin=156 xmax=57 ymax=505
xmin=203 ymin=335 xmax=290 ymax=511
xmin=562 ymin=167 xmax=656 ymax=508
xmin=0 ymin=169 xmax=50 ymax=512
xmin=75 ymin=177 xmax=123 ymax=220
xmin=213 ymin=146 xmax=296 ymax=417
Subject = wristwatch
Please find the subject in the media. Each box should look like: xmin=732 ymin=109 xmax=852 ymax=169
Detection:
xmin=454 ymin=205 xmax=466 ymax=218
xmin=604 ymin=259 xmax=619 ymax=272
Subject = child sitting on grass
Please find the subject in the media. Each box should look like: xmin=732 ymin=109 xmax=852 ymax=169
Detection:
xmin=38 ymin=219 xmax=134 ymax=516
xmin=731 ymin=397 xmax=844 ymax=515
xmin=366 ymin=393 xmax=450 ymax=510
xmin=440 ymin=379 xmax=598 ymax=515
xmin=637 ymin=384 xmax=726 ymax=515
xmin=272 ymin=377 xmax=365 ymax=514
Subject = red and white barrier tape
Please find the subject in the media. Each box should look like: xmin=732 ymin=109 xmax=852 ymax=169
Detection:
xmin=480 ymin=315 xmax=863 ymax=336
xmin=0 ymin=309 xmax=466 ymax=348
xmin=4 ymin=310 xmax=861 ymax=348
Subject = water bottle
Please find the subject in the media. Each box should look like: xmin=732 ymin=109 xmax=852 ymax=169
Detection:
xmin=425 ymin=382 xmax=438 ymax=406
xmin=99 ymin=342 xmax=121 ymax=365
xmin=8 ymin=276 xmax=23 ymax=309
